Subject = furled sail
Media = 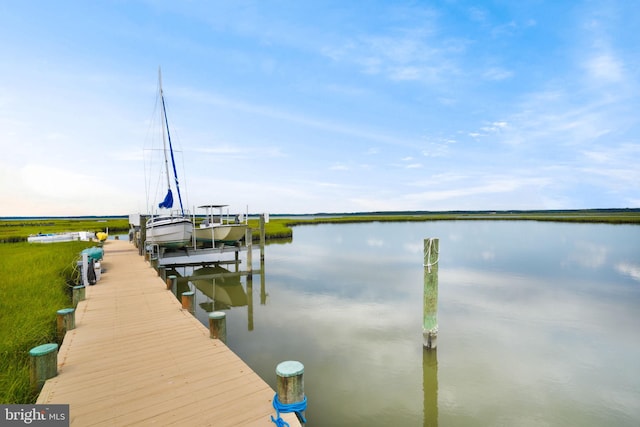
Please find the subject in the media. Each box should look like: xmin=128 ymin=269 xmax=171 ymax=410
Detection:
xmin=158 ymin=189 xmax=174 ymax=209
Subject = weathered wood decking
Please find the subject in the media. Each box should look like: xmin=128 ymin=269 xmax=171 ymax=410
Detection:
xmin=37 ymin=239 xmax=299 ymax=426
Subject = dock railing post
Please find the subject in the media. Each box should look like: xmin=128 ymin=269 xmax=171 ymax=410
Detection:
xmin=29 ymin=343 xmax=58 ymax=392
xmin=56 ymin=308 xmax=76 ymax=341
xmin=423 ymin=238 xmax=439 ymax=349
xmin=274 ymin=360 xmax=307 ymax=425
xmin=208 ymin=311 xmax=227 ymax=343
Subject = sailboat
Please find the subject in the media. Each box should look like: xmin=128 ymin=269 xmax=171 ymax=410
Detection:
xmin=146 ymin=69 xmax=193 ymax=248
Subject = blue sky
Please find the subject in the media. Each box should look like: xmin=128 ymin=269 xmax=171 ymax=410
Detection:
xmin=1 ymin=0 xmax=638 ymax=216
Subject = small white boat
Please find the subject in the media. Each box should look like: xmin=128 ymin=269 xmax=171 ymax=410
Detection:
xmin=194 ymin=204 xmax=248 ymax=245
xmin=28 ymin=231 xmax=96 ymax=243
xmin=146 ymin=215 xmax=194 ymax=248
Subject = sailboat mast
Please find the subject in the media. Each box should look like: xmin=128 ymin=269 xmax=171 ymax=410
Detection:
xmin=158 ymin=68 xmax=186 ymax=216
xmin=158 ymin=68 xmax=172 ymax=192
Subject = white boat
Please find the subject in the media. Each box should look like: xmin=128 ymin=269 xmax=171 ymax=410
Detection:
xmin=145 ymin=68 xmax=193 ymax=248
xmin=194 ymin=204 xmax=248 ymax=245
xmin=146 ymin=215 xmax=194 ymax=248
xmin=28 ymin=231 xmax=96 ymax=243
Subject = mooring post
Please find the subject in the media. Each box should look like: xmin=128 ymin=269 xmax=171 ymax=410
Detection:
xmin=259 ymin=213 xmax=266 ymax=263
xmin=139 ymin=215 xmax=147 ymax=256
xmin=181 ymin=291 xmax=194 ymax=312
xmin=275 ymin=360 xmax=306 ymax=424
xmin=56 ymin=308 xmax=75 ymax=340
xmin=72 ymin=285 xmax=85 ymax=307
xmin=246 ymin=227 xmax=253 ymax=273
xmin=423 ymin=238 xmax=439 ymax=349
xmin=29 ymin=343 xmax=58 ymax=392
xmin=208 ymin=311 xmax=227 ymax=343
xmin=157 ymin=266 xmax=165 ymax=280
xmin=166 ymin=274 xmax=176 ymax=291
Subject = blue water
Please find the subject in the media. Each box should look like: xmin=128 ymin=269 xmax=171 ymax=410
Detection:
xmin=177 ymin=221 xmax=640 ymax=426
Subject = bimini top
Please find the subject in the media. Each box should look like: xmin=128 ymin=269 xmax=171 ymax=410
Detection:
xmin=198 ymin=204 xmax=229 ymax=209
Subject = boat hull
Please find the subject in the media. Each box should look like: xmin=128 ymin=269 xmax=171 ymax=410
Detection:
xmin=146 ymin=216 xmax=193 ymax=248
xmin=194 ymin=224 xmax=247 ymax=244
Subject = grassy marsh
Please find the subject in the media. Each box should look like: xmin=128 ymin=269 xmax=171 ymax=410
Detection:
xmin=0 ymin=241 xmax=94 ymax=403
xmin=0 ymin=218 xmax=129 ymax=243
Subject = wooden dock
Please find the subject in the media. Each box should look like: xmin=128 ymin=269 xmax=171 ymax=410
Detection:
xmin=37 ymin=239 xmax=299 ymax=426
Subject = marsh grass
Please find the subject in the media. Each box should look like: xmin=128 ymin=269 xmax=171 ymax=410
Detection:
xmin=0 ymin=218 xmax=129 ymax=243
xmin=0 ymin=241 xmax=93 ymax=403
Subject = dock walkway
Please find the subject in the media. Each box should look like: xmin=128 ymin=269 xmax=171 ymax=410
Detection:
xmin=37 ymin=239 xmax=299 ymax=426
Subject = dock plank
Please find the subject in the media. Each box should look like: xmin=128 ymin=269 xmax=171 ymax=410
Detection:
xmin=37 ymin=240 xmax=299 ymax=427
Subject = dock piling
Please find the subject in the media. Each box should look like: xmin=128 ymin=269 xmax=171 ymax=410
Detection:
xmin=166 ymin=274 xmax=176 ymax=291
xmin=181 ymin=291 xmax=194 ymax=312
xmin=56 ymin=308 xmax=75 ymax=340
xmin=259 ymin=213 xmax=266 ymax=263
xmin=29 ymin=343 xmax=58 ymax=392
xmin=423 ymin=238 xmax=439 ymax=349
xmin=72 ymin=285 xmax=85 ymax=307
xmin=274 ymin=360 xmax=306 ymax=424
xmin=208 ymin=311 xmax=227 ymax=343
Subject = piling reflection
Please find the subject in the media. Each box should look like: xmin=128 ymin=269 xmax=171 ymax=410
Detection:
xmin=423 ymin=349 xmax=438 ymax=427
xmin=166 ymin=255 xmax=267 ymax=333
xmin=191 ymin=266 xmax=248 ymax=309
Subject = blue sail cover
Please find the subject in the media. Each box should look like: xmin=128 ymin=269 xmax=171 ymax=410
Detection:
xmin=158 ymin=189 xmax=174 ymax=209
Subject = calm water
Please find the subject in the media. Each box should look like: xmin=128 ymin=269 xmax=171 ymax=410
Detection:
xmin=173 ymin=221 xmax=640 ymax=426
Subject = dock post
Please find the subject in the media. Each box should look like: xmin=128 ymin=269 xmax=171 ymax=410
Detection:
xmin=275 ymin=360 xmax=306 ymax=424
xmin=29 ymin=343 xmax=58 ymax=392
xmin=139 ymin=216 xmax=147 ymax=256
xmin=166 ymin=275 xmax=177 ymax=291
xmin=181 ymin=291 xmax=195 ymax=312
xmin=56 ymin=308 xmax=75 ymax=340
xmin=423 ymin=238 xmax=439 ymax=349
xmin=246 ymin=228 xmax=253 ymax=273
xmin=72 ymin=285 xmax=85 ymax=307
xmin=259 ymin=214 xmax=266 ymax=263
xmin=208 ymin=311 xmax=227 ymax=343
xmin=157 ymin=266 xmax=165 ymax=280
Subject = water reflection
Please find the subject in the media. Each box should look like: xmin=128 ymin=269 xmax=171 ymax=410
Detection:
xmin=169 ymin=221 xmax=640 ymax=426
xmin=191 ymin=266 xmax=247 ymax=309
xmin=423 ymin=349 xmax=438 ymax=427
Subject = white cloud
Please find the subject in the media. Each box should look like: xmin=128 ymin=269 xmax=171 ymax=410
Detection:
xmin=616 ymin=263 xmax=640 ymax=282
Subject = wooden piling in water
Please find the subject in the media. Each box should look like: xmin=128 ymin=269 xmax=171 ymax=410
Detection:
xmin=29 ymin=343 xmax=58 ymax=392
xmin=56 ymin=308 xmax=75 ymax=340
xmin=423 ymin=238 xmax=439 ymax=349
xmin=208 ymin=311 xmax=227 ymax=343
xmin=246 ymin=227 xmax=253 ymax=272
xmin=260 ymin=214 xmax=266 ymax=263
